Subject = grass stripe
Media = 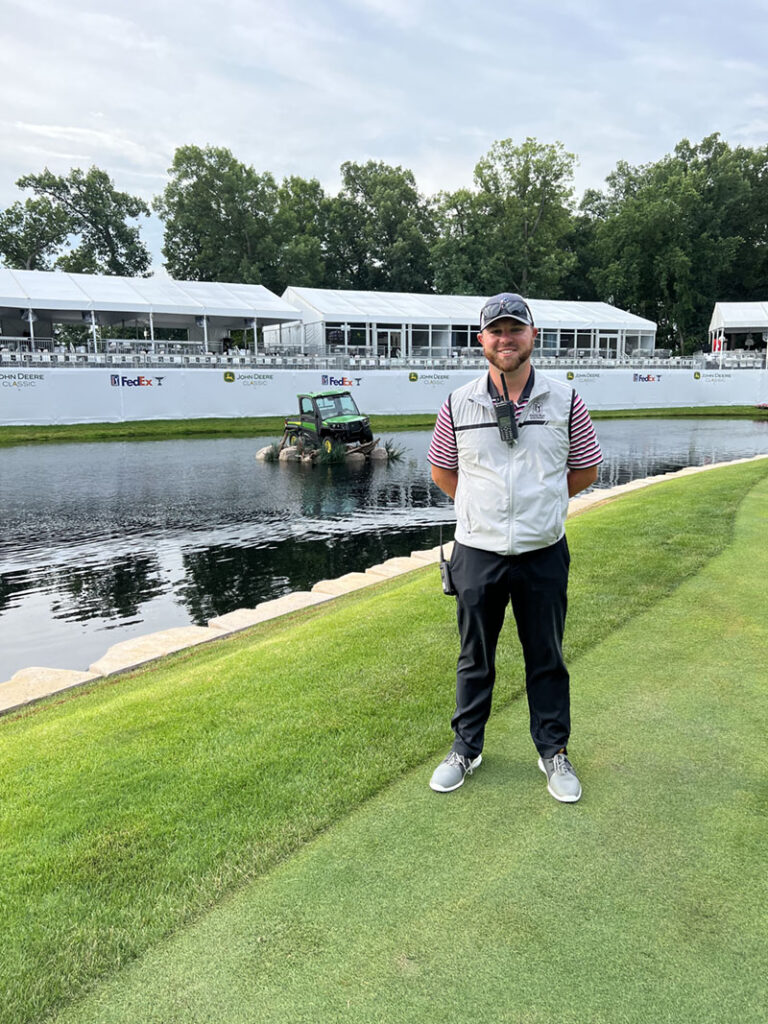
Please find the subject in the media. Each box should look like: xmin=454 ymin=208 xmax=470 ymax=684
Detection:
xmin=1 ymin=460 xmax=766 ymax=1024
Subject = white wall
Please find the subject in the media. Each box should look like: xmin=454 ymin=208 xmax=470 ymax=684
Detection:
xmin=1 ymin=366 xmax=766 ymax=426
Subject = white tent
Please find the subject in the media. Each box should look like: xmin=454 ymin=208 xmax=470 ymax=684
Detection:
xmin=709 ymin=302 xmax=768 ymax=352
xmin=283 ymin=287 xmax=656 ymax=330
xmin=274 ymin=287 xmax=657 ymax=359
xmin=0 ymin=268 xmax=301 ymax=350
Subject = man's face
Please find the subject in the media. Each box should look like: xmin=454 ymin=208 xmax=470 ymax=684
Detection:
xmin=478 ymin=318 xmax=537 ymax=374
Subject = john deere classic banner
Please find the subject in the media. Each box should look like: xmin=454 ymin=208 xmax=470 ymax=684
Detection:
xmin=1 ymin=367 xmax=766 ymax=426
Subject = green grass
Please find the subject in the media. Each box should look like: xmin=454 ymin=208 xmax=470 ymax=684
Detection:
xmin=1 ymin=460 xmax=767 ymax=1024
xmin=1 ymin=405 xmax=766 ymax=447
xmin=55 ymin=470 xmax=768 ymax=1024
xmin=591 ymin=404 xmax=768 ymax=420
xmin=0 ymin=414 xmax=438 ymax=447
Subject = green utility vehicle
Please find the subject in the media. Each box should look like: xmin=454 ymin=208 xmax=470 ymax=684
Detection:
xmin=283 ymin=390 xmax=374 ymax=452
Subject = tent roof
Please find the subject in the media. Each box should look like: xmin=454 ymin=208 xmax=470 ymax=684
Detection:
xmin=282 ymin=287 xmax=657 ymax=331
xmin=0 ymin=268 xmax=301 ymax=327
xmin=709 ymin=301 xmax=768 ymax=332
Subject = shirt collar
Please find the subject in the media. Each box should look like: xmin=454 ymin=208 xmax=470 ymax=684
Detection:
xmin=487 ymin=366 xmax=536 ymax=405
xmin=469 ymin=364 xmax=549 ymax=408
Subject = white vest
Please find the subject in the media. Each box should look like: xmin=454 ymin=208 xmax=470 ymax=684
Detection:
xmin=449 ymin=369 xmax=575 ymax=555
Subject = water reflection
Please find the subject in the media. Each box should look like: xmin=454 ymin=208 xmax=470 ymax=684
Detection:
xmin=596 ymin=418 xmax=768 ymax=488
xmin=50 ymin=555 xmax=166 ymax=622
xmin=177 ymin=524 xmax=446 ymax=625
xmin=1 ymin=420 xmax=766 ymax=679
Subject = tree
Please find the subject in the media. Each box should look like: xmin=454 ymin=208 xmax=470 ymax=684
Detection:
xmin=584 ymin=134 xmax=768 ymax=351
xmin=431 ymin=188 xmax=489 ymax=294
xmin=273 ymin=175 xmax=330 ymax=290
xmin=557 ymin=212 xmax=601 ymax=301
xmin=15 ymin=166 xmax=151 ymax=275
xmin=0 ymin=197 xmax=72 ymax=270
xmin=473 ymin=138 xmax=577 ymax=295
xmin=154 ymin=145 xmax=281 ymax=288
xmin=325 ymin=161 xmax=435 ymax=291
xmin=431 ymin=138 xmax=577 ymax=297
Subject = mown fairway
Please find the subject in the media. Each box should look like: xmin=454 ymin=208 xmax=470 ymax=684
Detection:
xmin=1 ymin=459 xmax=766 ymax=1024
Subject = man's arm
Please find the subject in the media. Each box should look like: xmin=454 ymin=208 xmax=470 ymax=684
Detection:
xmin=431 ymin=464 xmax=458 ymax=500
xmin=567 ymin=464 xmax=598 ymax=497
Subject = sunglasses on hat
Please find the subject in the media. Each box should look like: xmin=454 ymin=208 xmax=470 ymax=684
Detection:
xmin=480 ymin=294 xmax=534 ymax=330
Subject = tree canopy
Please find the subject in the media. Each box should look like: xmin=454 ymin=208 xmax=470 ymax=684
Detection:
xmin=583 ymin=134 xmax=768 ymax=350
xmin=6 ymin=167 xmax=151 ymax=276
xmin=2 ymin=133 xmax=768 ymax=350
xmin=433 ymin=139 xmax=577 ymax=297
xmin=324 ymin=160 xmax=435 ymax=292
xmin=0 ymin=197 xmax=71 ymax=271
xmin=153 ymin=145 xmax=281 ymax=288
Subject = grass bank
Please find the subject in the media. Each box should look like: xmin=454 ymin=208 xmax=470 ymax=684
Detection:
xmin=57 ymin=467 xmax=768 ymax=1024
xmin=1 ymin=405 xmax=767 ymax=447
xmin=0 ymin=414 xmax=437 ymax=448
xmin=1 ymin=460 xmax=767 ymax=1024
xmin=591 ymin=404 xmax=768 ymax=420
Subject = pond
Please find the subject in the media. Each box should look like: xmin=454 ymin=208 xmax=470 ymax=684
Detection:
xmin=1 ymin=417 xmax=767 ymax=680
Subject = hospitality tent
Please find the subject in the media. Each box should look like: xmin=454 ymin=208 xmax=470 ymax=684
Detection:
xmin=269 ymin=288 xmax=657 ymax=359
xmin=0 ymin=268 xmax=302 ymax=351
xmin=708 ymin=302 xmax=768 ymax=353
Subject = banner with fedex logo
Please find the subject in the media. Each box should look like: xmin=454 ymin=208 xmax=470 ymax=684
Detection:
xmin=1 ymin=367 xmax=765 ymax=425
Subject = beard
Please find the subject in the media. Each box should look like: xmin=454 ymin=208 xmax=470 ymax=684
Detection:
xmin=483 ymin=343 xmax=533 ymax=375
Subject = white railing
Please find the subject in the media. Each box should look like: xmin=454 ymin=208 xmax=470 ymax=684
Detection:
xmin=0 ymin=347 xmax=765 ymax=371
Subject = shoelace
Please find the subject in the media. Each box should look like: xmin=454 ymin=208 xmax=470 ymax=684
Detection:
xmin=446 ymin=751 xmax=474 ymax=774
xmin=552 ymin=753 xmax=573 ymax=775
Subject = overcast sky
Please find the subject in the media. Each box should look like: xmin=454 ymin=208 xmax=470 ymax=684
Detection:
xmin=2 ymin=0 xmax=767 ymax=265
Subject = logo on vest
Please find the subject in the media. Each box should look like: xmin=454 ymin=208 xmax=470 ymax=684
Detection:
xmin=524 ymin=399 xmax=548 ymax=424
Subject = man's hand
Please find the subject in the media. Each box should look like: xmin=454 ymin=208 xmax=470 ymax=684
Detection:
xmin=431 ymin=465 xmax=458 ymax=499
xmin=567 ymin=464 xmax=599 ymax=497
xmin=434 ymin=463 xmax=598 ymax=500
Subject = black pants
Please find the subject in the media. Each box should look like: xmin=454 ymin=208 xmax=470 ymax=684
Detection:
xmin=449 ymin=536 xmax=571 ymax=760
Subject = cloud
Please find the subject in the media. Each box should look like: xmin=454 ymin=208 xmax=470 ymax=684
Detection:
xmin=1 ymin=0 xmax=767 ymax=262
xmin=12 ymin=123 xmax=158 ymax=165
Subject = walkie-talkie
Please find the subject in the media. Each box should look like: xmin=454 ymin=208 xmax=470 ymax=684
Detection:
xmin=439 ymin=525 xmax=457 ymax=596
xmin=494 ymin=375 xmax=519 ymax=446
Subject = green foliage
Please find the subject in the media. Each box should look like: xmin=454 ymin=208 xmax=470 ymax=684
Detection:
xmin=474 ymin=137 xmax=577 ymax=294
xmin=431 ymin=187 xmax=489 ymax=294
xmin=260 ymin=442 xmax=282 ymax=462
xmin=557 ymin=209 xmax=601 ymax=301
xmin=0 ymin=196 xmax=71 ymax=270
xmin=433 ymin=138 xmax=577 ymax=296
xmin=273 ymin=175 xmax=330 ymax=288
xmin=325 ymin=160 xmax=435 ymax=291
xmin=153 ymin=145 xmax=281 ymax=287
xmin=383 ymin=438 xmax=405 ymax=460
xmin=13 ymin=166 xmax=151 ymax=275
xmin=3 ymin=131 xmax=768 ymax=350
xmin=583 ymin=133 xmax=768 ymax=350
xmin=315 ymin=439 xmax=349 ymax=463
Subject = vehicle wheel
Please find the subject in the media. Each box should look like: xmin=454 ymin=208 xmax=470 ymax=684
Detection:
xmin=289 ymin=432 xmax=300 ymax=446
xmin=322 ymin=437 xmax=333 ymax=453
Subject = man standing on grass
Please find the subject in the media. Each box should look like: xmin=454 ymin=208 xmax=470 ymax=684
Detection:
xmin=427 ymin=293 xmax=602 ymax=801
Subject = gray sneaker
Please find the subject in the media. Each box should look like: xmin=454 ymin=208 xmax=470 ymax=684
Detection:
xmin=429 ymin=750 xmax=482 ymax=792
xmin=538 ymin=751 xmax=582 ymax=803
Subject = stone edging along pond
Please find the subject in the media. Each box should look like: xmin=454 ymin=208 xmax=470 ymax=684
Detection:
xmin=2 ymin=455 xmax=766 ymax=717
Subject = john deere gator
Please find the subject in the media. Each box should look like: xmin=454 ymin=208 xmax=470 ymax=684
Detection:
xmin=283 ymin=390 xmax=374 ymax=452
